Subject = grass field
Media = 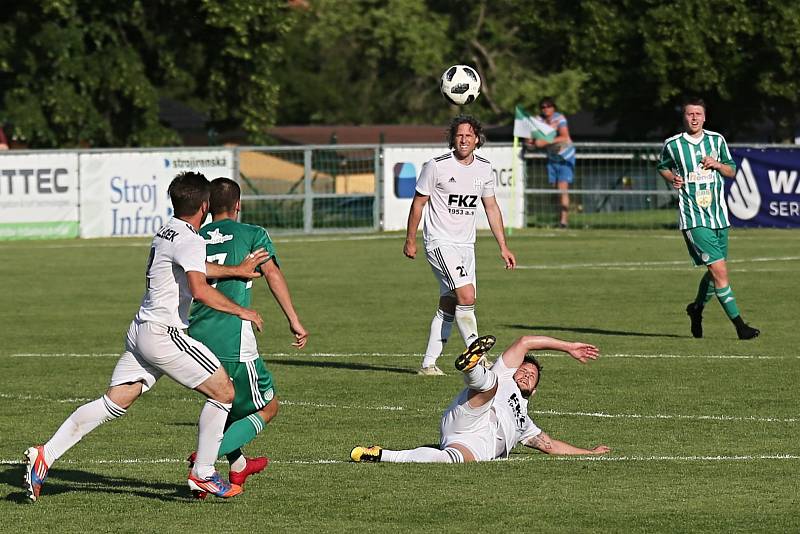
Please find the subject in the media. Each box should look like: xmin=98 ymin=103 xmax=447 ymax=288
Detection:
xmin=2 ymin=228 xmax=799 ymax=532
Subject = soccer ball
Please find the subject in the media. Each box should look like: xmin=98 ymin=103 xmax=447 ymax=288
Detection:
xmin=440 ymin=65 xmax=481 ymax=106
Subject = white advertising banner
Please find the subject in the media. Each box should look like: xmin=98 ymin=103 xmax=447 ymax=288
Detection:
xmin=79 ymin=150 xmax=234 ymax=238
xmin=0 ymin=152 xmax=80 ymax=239
xmin=382 ymin=145 xmax=524 ymax=231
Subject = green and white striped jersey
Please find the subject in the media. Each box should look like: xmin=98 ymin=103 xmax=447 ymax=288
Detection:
xmin=657 ymin=130 xmax=736 ymax=230
xmin=188 ymin=218 xmax=278 ymax=363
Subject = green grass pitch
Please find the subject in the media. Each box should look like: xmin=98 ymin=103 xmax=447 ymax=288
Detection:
xmin=1 ymin=228 xmax=799 ymax=532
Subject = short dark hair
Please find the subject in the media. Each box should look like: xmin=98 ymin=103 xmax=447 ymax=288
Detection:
xmin=523 ymin=353 xmax=543 ymax=388
xmin=209 ymin=177 xmax=241 ymax=215
xmin=168 ymin=172 xmax=210 ymax=217
xmin=682 ymin=96 xmax=706 ymax=112
xmin=447 ymin=114 xmax=486 ymax=149
xmin=538 ymin=96 xmax=557 ymax=110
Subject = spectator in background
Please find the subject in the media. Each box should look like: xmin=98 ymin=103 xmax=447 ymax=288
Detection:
xmin=0 ymin=125 xmax=9 ymax=150
xmin=528 ymin=97 xmax=575 ymax=228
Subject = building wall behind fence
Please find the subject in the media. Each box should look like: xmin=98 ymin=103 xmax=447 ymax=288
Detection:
xmin=1 ymin=143 xmax=798 ymax=240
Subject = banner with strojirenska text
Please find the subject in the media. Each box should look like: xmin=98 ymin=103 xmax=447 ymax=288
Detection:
xmin=728 ymin=148 xmax=800 ymax=228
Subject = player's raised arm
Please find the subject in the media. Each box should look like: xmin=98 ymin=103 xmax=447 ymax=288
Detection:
xmin=403 ymin=192 xmax=429 ymax=259
xmin=500 ymin=335 xmax=599 ymax=369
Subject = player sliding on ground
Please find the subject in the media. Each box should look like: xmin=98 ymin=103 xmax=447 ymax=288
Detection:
xmin=351 ymin=334 xmax=610 ymax=463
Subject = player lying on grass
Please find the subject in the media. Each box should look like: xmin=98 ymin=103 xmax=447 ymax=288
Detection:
xmin=351 ymin=334 xmax=610 ymax=463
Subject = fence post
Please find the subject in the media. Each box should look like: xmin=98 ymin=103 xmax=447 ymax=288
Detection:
xmin=374 ymin=147 xmax=382 ymax=231
xmin=304 ymin=148 xmax=313 ymax=233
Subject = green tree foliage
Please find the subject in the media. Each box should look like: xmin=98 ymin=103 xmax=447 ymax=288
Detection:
xmin=0 ymin=0 xmax=797 ymax=145
xmin=0 ymin=0 xmax=294 ymax=147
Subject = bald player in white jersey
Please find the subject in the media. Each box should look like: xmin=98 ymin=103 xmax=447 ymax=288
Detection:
xmin=351 ymin=334 xmax=610 ymax=463
xmin=24 ymin=172 xmax=268 ymax=502
xmin=404 ymin=115 xmax=516 ymax=376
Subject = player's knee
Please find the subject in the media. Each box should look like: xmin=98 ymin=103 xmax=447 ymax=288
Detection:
xmin=259 ymin=398 xmax=279 ymax=423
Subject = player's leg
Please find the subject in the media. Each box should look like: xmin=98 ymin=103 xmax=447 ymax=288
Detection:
xmin=216 ymin=359 xmax=276 ymax=485
xmin=24 ymin=320 xmax=158 ymax=502
xmin=139 ymin=323 xmax=239 ymax=497
xmin=353 ymin=444 xmax=470 ymax=463
xmin=420 ymin=294 xmax=456 ymax=374
xmin=707 ymin=259 xmax=759 ymax=339
xmin=451 ymin=245 xmax=479 ymax=348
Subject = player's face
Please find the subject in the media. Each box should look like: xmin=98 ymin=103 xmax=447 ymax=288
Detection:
xmin=513 ymin=362 xmax=539 ymax=398
xmin=453 ymin=123 xmax=478 ymax=160
xmin=683 ymin=105 xmax=705 ymax=136
xmin=540 ymin=102 xmax=555 ymax=119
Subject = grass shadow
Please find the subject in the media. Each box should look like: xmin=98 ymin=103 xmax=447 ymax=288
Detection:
xmin=1 ymin=465 xmax=195 ymax=504
xmin=270 ymin=359 xmax=417 ymax=374
xmin=504 ymin=324 xmax=684 ymax=338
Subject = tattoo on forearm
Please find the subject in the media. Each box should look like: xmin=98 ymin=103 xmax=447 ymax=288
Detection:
xmin=527 ymin=434 xmax=552 ymax=451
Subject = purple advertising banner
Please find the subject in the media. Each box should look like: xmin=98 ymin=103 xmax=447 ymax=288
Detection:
xmin=728 ymin=147 xmax=800 ymax=228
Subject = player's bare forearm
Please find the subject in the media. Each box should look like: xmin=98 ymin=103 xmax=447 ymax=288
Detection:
xmin=524 ymin=432 xmax=610 ymax=455
xmin=206 ymin=248 xmax=269 ymax=279
xmin=404 ymin=195 xmax=426 ymax=259
xmin=483 ymin=198 xmax=516 ymax=268
xmin=501 ymin=335 xmax=599 ymax=368
xmin=263 ymin=263 xmax=300 ymax=323
xmin=187 ymin=271 xmax=263 ymax=330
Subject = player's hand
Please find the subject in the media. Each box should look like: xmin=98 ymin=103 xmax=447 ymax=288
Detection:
xmin=534 ymin=139 xmax=549 ymax=149
xmin=501 ymin=248 xmax=516 ymax=270
xmin=290 ymin=319 xmax=308 ymax=349
xmin=590 ymin=445 xmax=611 ymax=454
xmin=671 ymin=174 xmax=684 ymax=189
xmin=568 ymin=343 xmax=599 ymax=363
xmin=240 ymin=308 xmax=264 ymax=332
xmin=700 ymin=156 xmax=719 ymax=171
xmin=403 ymin=239 xmax=417 ymax=259
xmin=235 ymin=248 xmax=269 ymax=279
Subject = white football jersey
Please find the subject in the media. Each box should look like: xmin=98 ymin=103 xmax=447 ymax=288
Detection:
xmin=415 ymin=152 xmax=495 ymax=248
xmin=489 ymin=356 xmax=542 ymax=457
xmin=136 ymin=217 xmax=207 ymax=329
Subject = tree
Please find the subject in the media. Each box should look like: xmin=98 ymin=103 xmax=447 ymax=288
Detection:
xmin=0 ymin=0 xmax=295 ymax=147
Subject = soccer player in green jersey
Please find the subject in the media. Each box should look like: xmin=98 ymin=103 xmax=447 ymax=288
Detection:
xmin=657 ymin=97 xmax=759 ymax=340
xmin=188 ymin=177 xmax=309 ymax=491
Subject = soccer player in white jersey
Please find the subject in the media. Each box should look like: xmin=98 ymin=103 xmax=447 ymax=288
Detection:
xmin=657 ymin=97 xmax=759 ymax=340
xmin=404 ymin=115 xmax=516 ymax=376
xmin=24 ymin=172 xmax=267 ymax=502
xmin=351 ymin=334 xmax=610 ymax=463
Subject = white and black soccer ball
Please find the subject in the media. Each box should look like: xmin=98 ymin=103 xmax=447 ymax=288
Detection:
xmin=440 ymin=65 xmax=481 ymax=106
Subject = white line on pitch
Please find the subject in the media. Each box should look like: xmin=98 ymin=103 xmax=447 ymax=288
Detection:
xmin=2 ymin=391 xmax=795 ymax=424
xmin=3 ymin=454 xmax=799 ymax=466
xmin=9 ymin=352 xmax=798 ymax=360
xmin=516 ymin=256 xmax=800 ymax=270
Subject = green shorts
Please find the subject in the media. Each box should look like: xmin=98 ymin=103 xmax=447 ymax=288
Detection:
xmin=682 ymin=226 xmax=729 ymax=266
xmin=221 ymin=358 xmax=276 ymax=421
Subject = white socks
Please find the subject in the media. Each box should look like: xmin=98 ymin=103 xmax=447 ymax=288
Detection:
xmin=44 ymin=395 xmax=126 ymax=465
xmin=463 ymin=365 xmax=497 ymax=392
xmin=193 ymin=398 xmax=232 ymax=479
xmin=455 ymin=304 xmax=478 ymax=346
xmin=380 ymin=447 xmax=464 ymax=463
xmin=422 ymin=309 xmax=454 ymax=368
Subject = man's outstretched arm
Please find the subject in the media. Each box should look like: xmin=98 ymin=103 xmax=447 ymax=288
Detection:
xmin=523 ymin=431 xmax=610 ymax=455
xmin=500 ymin=335 xmax=599 ymax=369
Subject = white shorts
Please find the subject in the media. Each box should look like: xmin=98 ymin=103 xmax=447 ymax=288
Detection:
xmin=425 ymin=244 xmax=476 ymax=297
xmin=439 ymin=391 xmax=502 ymax=462
xmin=110 ymin=319 xmax=221 ymax=391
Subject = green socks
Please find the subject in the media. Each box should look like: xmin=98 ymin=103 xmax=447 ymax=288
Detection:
xmin=714 ymin=285 xmax=740 ymax=320
xmin=218 ymin=413 xmax=265 ymax=458
xmin=694 ymin=272 xmax=716 ymax=307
